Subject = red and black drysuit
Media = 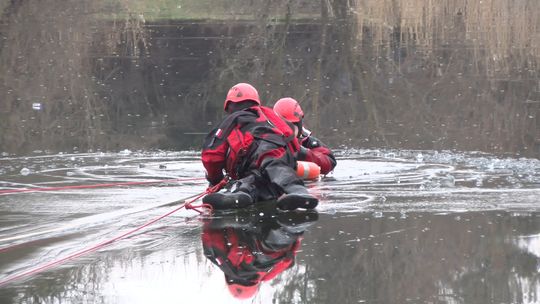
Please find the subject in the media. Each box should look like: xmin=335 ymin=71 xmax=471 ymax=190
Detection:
xmin=297 ymin=131 xmax=337 ymax=175
xmin=202 ymin=105 xmax=305 ymax=202
xmin=201 ymin=210 xmax=317 ymax=292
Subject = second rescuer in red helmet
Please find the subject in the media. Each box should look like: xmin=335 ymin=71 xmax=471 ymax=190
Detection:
xmin=273 ymin=97 xmax=337 ymax=175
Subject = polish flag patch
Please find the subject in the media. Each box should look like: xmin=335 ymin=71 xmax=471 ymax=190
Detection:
xmin=215 ymin=128 xmax=223 ymax=138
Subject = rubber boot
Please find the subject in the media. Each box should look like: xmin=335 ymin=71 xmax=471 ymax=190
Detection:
xmin=203 ymin=191 xmax=253 ymax=210
xmin=276 ymin=185 xmax=318 ymax=210
xmin=203 ymin=176 xmax=257 ymax=210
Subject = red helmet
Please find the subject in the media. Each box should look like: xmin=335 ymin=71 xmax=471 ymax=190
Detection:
xmin=227 ymin=283 xmax=259 ymax=300
xmin=273 ymin=97 xmax=304 ymax=123
xmin=224 ymin=83 xmax=261 ymax=111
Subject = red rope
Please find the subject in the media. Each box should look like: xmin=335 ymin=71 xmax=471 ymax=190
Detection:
xmin=0 ymin=177 xmax=206 ymax=195
xmin=185 ymin=203 xmax=213 ymax=214
xmin=0 ymin=189 xmax=212 ymax=287
xmin=0 ymin=177 xmax=230 ymax=286
xmin=185 ymin=177 xmax=229 ymax=213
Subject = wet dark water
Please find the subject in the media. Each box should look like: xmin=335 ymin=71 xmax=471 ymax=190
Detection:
xmin=0 ymin=150 xmax=539 ymax=303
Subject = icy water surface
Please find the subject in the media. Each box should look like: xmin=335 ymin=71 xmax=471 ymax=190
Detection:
xmin=0 ymin=149 xmax=539 ymax=304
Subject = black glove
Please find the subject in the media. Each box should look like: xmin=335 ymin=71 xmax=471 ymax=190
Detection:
xmin=303 ymin=136 xmax=322 ymax=149
xmin=296 ymin=145 xmax=309 ymax=160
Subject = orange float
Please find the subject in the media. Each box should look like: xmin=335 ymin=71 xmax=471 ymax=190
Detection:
xmin=296 ymin=161 xmax=320 ymax=180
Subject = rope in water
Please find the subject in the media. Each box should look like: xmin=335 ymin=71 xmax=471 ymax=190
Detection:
xmin=0 ymin=178 xmax=228 ymax=287
xmin=0 ymin=177 xmax=206 ymax=195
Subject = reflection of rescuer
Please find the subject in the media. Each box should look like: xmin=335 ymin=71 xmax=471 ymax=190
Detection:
xmin=273 ymin=97 xmax=337 ymax=175
xmin=201 ymin=209 xmax=318 ymax=300
xmin=201 ymin=83 xmax=318 ymax=210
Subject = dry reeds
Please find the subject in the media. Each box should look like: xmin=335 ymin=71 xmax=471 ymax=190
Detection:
xmin=0 ymin=0 xmax=149 ymax=152
xmin=351 ymin=0 xmax=539 ymax=73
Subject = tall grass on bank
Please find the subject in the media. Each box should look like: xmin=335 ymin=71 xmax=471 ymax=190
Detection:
xmin=352 ymin=0 xmax=539 ymax=73
xmin=0 ymin=0 xmax=149 ymax=151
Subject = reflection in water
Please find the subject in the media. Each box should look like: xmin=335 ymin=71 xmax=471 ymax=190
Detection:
xmin=0 ymin=1 xmax=538 ymax=156
xmin=517 ymin=233 xmax=540 ymax=259
xmin=0 ymin=151 xmax=538 ymax=303
xmin=2 ymin=211 xmax=537 ymax=304
xmin=515 ymin=233 xmax=540 ymax=304
xmin=298 ymin=212 xmax=540 ymax=304
xmin=201 ymin=207 xmax=318 ymax=300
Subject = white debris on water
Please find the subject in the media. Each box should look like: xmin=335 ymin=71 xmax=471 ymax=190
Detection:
xmin=118 ymin=149 xmax=132 ymax=156
xmin=373 ymin=211 xmax=383 ymax=218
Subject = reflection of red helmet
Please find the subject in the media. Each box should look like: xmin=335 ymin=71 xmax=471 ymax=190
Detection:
xmin=273 ymin=97 xmax=304 ymax=123
xmin=227 ymin=282 xmax=259 ymax=300
xmin=224 ymin=83 xmax=261 ymax=111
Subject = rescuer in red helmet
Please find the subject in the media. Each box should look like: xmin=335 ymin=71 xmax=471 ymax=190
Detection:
xmin=273 ymin=97 xmax=336 ymax=175
xmin=201 ymin=208 xmax=318 ymax=300
xmin=201 ymin=83 xmax=318 ymax=210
